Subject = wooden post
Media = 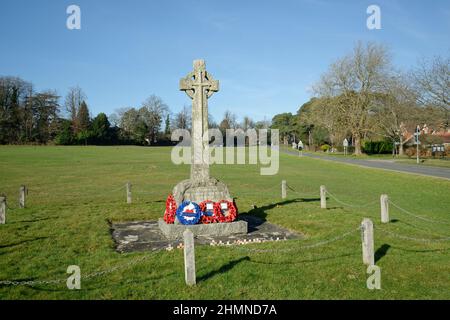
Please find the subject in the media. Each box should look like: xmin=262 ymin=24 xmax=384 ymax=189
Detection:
xmin=380 ymin=194 xmax=389 ymax=223
xmin=320 ymin=185 xmax=327 ymax=209
xmin=183 ymin=229 xmax=196 ymax=286
xmin=126 ymin=182 xmax=132 ymax=204
xmin=361 ymin=218 xmax=374 ymax=266
xmin=0 ymin=196 xmax=6 ymax=224
xmin=281 ymin=180 xmax=287 ymax=199
xmin=19 ymin=185 xmax=27 ymax=209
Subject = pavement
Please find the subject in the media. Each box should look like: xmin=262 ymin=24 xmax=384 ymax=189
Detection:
xmin=281 ymin=148 xmax=450 ymax=180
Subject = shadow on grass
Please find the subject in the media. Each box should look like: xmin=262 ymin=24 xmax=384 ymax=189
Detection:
xmin=393 ymin=219 xmax=438 ymax=234
xmin=248 ymin=252 xmax=358 ymax=265
xmin=197 ymin=256 xmax=250 ymax=282
xmin=390 ymin=245 xmax=450 ymax=253
xmin=375 ymin=244 xmax=391 ymax=263
xmin=11 ymin=216 xmax=59 ymax=224
xmin=239 ymin=197 xmax=319 ymax=222
xmin=0 ymin=237 xmax=49 ymax=249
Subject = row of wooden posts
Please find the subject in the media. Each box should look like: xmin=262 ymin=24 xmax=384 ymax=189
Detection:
xmin=124 ymin=180 xmax=381 ymax=285
xmin=182 ymin=217 xmax=377 ymax=286
xmin=0 ymin=185 xmax=28 ymax=224
xmin=281 ymin=180 xmax=390 ymax=223
xmin=0 ymin=182 xmax=132 ymax=225
xmin=0 ymin=182 xmax=378 ymax=287
xmin=125 ymin=181 xmax=389 ymax=225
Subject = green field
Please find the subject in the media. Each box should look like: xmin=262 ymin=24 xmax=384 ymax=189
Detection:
xmin=0 ymin=146 xmax=449 ymax=299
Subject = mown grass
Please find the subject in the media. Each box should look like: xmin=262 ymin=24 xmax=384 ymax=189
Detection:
xmin=0 ymin=145 xmax=449 ymax=299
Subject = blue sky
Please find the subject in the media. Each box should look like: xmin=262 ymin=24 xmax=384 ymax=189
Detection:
xmin=0 ymin=0 xmax=448 ymax=122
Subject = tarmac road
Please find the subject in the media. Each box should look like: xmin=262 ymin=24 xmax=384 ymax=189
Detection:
xmin=280 ymin=148 xmax=450 ymax=180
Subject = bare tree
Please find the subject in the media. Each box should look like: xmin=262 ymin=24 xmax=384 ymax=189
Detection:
xmin=64 ymin=86 xmax=86 ymax=134
xmin=174 ymin=105 xmax=191 ymax=130
xmin=411 ymin=56 xmax=450 ymax=129
xmin=314 ymin=42 xmax=392 ymax=155
xmin=241 ymin=116 xmax=255 ymax=131
xmin=304 ymin=97 xmax=347 ymax=150
xmin=370 ymin=74 xmax=418 ymax=155
xmin=220 ymin=110 xmax=237 ymax=133
xmin=141 ymin=94 xmax=169 ymax=143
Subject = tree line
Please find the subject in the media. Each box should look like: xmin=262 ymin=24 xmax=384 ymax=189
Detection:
xmin=0 ymin=78 xmax=268 ymax=146
xmin=271 ymin=42 xmax=449 ymax=155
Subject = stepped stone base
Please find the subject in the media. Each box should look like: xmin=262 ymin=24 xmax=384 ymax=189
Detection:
xmin=172 ymin=177 xmax=231 ymax=206
xmin=158 ymin=218 xmax=248 ymax=240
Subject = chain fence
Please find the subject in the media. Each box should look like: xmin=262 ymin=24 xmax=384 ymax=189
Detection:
xmin=286 ymin=184 xmax=319 ymax=198
xmin=376 ymin=227 xmax=450 ymax=243
xmin=2 ymin=180 xmax=449 ymax=286
xmin=0 ymin=253 xmax=155 ymax=287
xmin=226 ymin=226 xmax=361 ymax=254
xmin=388 ymin=200 xmax=450 ymax=226
xmin=325 ymin=189 xmax=379 ymax=209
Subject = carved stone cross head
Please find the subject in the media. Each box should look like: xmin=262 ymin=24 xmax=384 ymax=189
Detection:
xmin=179 ymin=60 xmax=219 ymax=99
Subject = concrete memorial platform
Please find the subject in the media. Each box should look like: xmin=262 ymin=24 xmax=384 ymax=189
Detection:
xmin=158 ymin=218 xmax=248 ymax=240
xmin=112 ymin=215 xmax=301 ymax=253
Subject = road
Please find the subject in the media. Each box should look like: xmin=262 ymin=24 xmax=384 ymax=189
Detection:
xmin=280 ymin=148 xmax=450 ymax=180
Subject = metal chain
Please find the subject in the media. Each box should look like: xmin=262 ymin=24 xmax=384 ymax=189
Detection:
xmin=286 ymin=184 xmax=319 ymax=198
xmin=0 ymin=253 xmax=153 ymax=287
xmin=377 ymin=227 xmax=450 ymax=243
xmin=389 ymin=200 xmax=450 ymax=226
xmin=82 ymin=254 xmax=151 ymax=280
xmin=88 ymin=184 xmax=126 ymax=196
xmin=228 ymin=226 xmax=361 ymax=253
xmin=326 ymin=190 xmax=378 ymax=208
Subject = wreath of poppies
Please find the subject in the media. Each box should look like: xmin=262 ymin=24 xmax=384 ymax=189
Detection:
xmin=164 ymin=195 xmax=238 ymax=225
xmin=199 ymin=200 xmax=219 ymax=224
xmin=163 ymin=194 xmax=177 ymax=224
xmin=213 ymin=200 xmax=238 ymax=223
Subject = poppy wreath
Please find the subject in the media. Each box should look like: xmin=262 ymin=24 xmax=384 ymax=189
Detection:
xmin=176 ymin=201 xmax=202 ymax=225
xmin=163 ymin=194 xmax=177 ymax=224
xmin=199 ymin=200 xmax=219 ymax=224
xmin=214 ymin=200 xmax=238 ymax=223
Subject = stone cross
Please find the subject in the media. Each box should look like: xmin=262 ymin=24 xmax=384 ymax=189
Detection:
xmin=180 ymin=60 xmax=219 ymax=183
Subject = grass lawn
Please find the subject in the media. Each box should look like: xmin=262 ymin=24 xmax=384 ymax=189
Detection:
xmin=0 ymin=145 xmax=449 ymax=299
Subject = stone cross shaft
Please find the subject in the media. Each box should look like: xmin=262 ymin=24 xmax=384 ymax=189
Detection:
xmin=180 ymin=60 xmax=219 ymax=183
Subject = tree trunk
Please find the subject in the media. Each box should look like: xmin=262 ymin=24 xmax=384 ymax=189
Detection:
xmin=399 ymin=135 xmax=404 ymax=156
xmin=353 ymin=132 xmax=362 ymax=155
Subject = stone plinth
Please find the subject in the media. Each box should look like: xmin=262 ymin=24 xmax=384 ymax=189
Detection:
xmin=172 ymin=177 xmax=231 ymax=206
xmin=158 ymin=218 xmax=248 ymax=240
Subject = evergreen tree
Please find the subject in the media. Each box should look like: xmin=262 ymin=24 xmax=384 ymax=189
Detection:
xmin=164 ymin=114 xmax=171 ymax=135
xmin=91 ymin=113 xmax=110 ymax=144
xmin=77 ymin=101 xmax=91 ymax=145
